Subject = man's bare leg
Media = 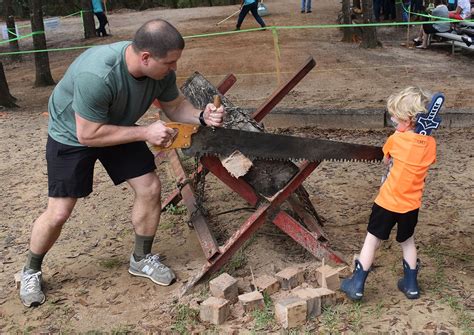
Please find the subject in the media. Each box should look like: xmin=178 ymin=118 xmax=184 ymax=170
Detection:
xmin=21 ymin=197 xmax=77 ymax=307
xmin=29 ymin=197 xmax=77 ymax=255
xmin=126 ymin=172 xmax=176 ymax=286
xmin=127 ymin=172 xmax=161 ymax=237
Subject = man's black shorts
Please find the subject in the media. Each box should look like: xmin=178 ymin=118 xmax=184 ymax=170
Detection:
xmin=367 ymin=203 xmax=419 ymax=242
xmin=46 ymin=136 xmax=156 ymax=198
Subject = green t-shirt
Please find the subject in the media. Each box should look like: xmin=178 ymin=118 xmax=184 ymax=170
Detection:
xmin=48 ymin=41 xmax=179 ymax=146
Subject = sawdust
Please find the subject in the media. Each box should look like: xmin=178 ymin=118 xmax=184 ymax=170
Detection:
xmin=0 ymin=0 xmax=473 ymax=332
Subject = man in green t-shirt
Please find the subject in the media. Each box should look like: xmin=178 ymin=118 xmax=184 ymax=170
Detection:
xmin=19 ymin=19 xmax=225 ymax=307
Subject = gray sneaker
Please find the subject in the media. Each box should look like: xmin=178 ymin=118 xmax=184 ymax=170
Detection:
xmin=128 ymin=254 xmax=176 ymax=286
xmin=20 ymin=268 xmax=46 ymax=307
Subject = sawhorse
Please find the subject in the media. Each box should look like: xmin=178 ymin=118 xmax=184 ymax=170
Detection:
xmin=160 ymin=57 xmax=345 ymax=294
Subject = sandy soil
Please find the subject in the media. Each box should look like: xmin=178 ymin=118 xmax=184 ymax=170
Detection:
xmin=0 ymin=0 xmax=473 ymax=332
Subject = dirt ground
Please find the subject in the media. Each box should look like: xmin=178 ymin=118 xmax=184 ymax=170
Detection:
xmin=0 ymin=0 xmax=473 ymax=333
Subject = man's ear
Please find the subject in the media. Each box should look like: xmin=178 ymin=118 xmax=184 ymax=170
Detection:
xmin=141 ymin=52 xmax=152 ymax=66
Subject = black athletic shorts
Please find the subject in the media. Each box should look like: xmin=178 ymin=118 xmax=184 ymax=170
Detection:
xmin=46 ymin=135 xmax=156 ymax=198
xmin=367 ymin=203 xmax=419 ymax=242
xmin=423 ymin=24 xmax=439 ymax=35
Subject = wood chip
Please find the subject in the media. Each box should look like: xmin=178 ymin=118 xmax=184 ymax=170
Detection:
xmin=220 ymin=150 xmax=253 ymax=178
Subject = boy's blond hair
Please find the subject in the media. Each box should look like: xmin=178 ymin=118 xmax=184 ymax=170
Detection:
xmin=387 ymin=86 xmax=431 ymax=123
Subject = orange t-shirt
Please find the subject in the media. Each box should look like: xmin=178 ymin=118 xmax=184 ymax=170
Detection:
xmin=374 ymin=131 xmax=436 ymax=213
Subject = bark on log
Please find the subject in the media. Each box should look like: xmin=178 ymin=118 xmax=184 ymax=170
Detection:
xmin=180 ymin=73 xmax=299 ymax=197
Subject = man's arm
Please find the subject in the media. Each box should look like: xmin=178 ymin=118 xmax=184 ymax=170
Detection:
xmin=75 ymin=114 xmax=176 ymax=147
xmin=75 ymin=92 xmax=224 ymax=147
xmin=159 ymin=92 xmax=224 ymax=127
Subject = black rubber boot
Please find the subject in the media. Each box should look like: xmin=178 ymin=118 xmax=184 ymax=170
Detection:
xmin=397 ymin=259 xmax=420 ymax=299
xmin=340 ymin=259 xmax=369 ymax=301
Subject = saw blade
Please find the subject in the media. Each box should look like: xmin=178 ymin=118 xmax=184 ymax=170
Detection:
xmin=182 ymin=127 xmax=383 ymax=162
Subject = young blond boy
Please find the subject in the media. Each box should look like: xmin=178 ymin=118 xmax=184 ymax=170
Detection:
xmin=341 ymin=87 xmax=438 ymax=301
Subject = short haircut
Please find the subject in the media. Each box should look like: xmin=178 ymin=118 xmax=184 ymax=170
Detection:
xmin=132 ymin=19 xmax=185 ymax=59
xmin=434 ymin=0 xmax=446 ymax=6
xmin=387 ymin=86 xmax=432 ymax=123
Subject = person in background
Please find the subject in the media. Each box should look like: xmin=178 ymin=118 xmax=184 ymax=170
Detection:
xmin=235 ymin=0 xmax=266 ymax=30
xmin=413 ymin=0 xmax=450 ymax=49
xmin=92 ymin=0 xmax=109 ymax=37
xmin=447 ymin=0 xmax=457 ymax=10
xmin=340 ymin=87 xmax=437 ymax=302
xmin=374 ymin=0 xmax=383 ymax=21
xmin=448 ymin=0 xmax=471 ymax=19
xmin=19 ymin=19 xmax=225 ymax=308
xmin=383 ymin=0 xmax=397 ymax=20
xmin=301 ymin=0 xmax=312 ymax=13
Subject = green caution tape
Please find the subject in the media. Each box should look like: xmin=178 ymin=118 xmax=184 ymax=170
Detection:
xmin=1 ymin=7 xmax=472 ymax=56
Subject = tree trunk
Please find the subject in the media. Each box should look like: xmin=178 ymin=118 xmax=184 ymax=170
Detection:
xmin=396 ymin=1 xmax=404 ymax=22
xmin=360 ymin=0 xmax=380 ymax=48
xmin=0 ymin=62 xmax=19 ymax=108
xmin=29 ymin=0 xmax=55 ymax=87
xmin=81 ymin=0 xmax=96 ymax=39
xmin=4 ymin=0 xmax=22 ymax=62
xmin=341 ymin=0 xmax=354 ymax=42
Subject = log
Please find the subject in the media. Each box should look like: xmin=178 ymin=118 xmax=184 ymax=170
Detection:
xmin=180 ymin=72 xmax=299 ymax=197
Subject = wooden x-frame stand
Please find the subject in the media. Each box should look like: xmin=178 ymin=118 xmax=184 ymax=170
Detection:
xmin=160 ymin=57 xmax=345 ymax=294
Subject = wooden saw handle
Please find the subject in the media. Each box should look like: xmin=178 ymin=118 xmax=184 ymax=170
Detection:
xmin=151 ymin=122 xmax=199 ymax=152
xmin=213 ymin=95 xmax=221 ymax=108
xmin=152 ymin=96 xmax=220 ymax=152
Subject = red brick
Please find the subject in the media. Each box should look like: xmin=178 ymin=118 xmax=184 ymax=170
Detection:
xmin=313 ymin=287 xmax=336 ymax=308
xmin=293 ymin=287 xmax=322 ymax=319
xmin=209 ymin=272 xmax=238 ymax=302
xmin=275 ymin=267 xmax=305 ymax=290
xmin=238 ymin=291 xmax=265 ymax=313
xmin=199 ymin=297 xmax=230 ymax=325
xmin=255 ymin=275 xmax=280 ymax=295
xmin=274 ymin=296 xmax=307 ymax=329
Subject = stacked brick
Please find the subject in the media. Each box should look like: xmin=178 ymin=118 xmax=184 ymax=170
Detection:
xmin=198 ymin=263 xmax=343 ymax=328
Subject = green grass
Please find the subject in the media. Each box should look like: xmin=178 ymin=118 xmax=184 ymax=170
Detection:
xmin=442 ymin=296 xmax=474 ymax=333
xmin=423 ymin=242 xmax=472 ymax=293
xmin=367 ymin=301 xmax=384 ymax=319
xmin=320 ymin=305 xmax=342 ymax=333
xmin=166 ymin=204 xmax=187 ymax=215
xmin=221 ymin=249 xmax=247 ymax=275
xmin=423 ymin=243 xmax=447 ymax=293
xmin=218 ymin=236 xmax=256 ymax=276
xmin=171 ymin=303 xmax=199 ymax=335
xmin=318 ymin=302 xmax=366 ymax=334
xmin=423 ymin=243 xmax=473 ymax=332
xmin=251 ymin=292 xmax=275 ymax=331
xmin=110 ymin=325 xmax=135 ymax=334
xmin=159 ymin=220 xmax=176 ymax=230
xmin=348 ymin=301 xmax=362 ymax=332
xmin=98 ymin=258 xmax=122 ymax=269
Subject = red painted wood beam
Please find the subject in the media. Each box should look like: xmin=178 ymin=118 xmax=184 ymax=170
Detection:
xmin=252 ymin=56 xmax=316 ymax=122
